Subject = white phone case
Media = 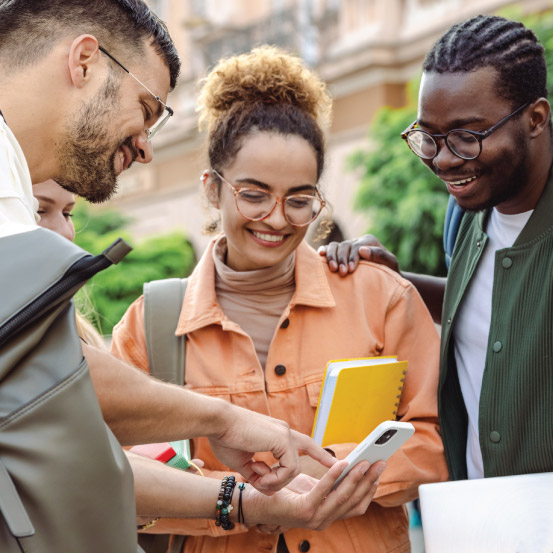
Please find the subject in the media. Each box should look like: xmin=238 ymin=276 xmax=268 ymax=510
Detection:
xmin=332 ymin=420 xmax=415 ymax=489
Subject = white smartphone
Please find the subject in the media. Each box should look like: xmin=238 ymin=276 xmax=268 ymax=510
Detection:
xmin=331 ymin=420 xmax=415 ymax=489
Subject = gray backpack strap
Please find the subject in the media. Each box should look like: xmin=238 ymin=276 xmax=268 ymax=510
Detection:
xmin=143 ymin=278 xmax=187 ymax=384
xmin=140 ymin=278 xmax=188 ymax=553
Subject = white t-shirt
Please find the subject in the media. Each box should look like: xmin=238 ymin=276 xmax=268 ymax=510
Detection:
xmin=453 ymin=207 xmax=533 ymax=479
xmin=0 ymin=114 xmax=39 ymax=237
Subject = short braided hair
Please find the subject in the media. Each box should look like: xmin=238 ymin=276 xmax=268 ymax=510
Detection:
xmin=423 ymin=15 xmax=547 ymax=108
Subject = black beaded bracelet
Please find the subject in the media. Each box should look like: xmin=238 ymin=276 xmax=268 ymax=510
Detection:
xmin=215 ymin=475 xmax=236 ymax=530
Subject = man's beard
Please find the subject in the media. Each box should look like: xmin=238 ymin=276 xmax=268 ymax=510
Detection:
xmin=55 ymin=74 xmax=136 ymax=204
xmin=455 ymin=130 xmax=531 ymax=213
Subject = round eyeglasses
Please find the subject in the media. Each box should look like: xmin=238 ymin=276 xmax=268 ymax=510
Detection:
xmin=401 ymin=103 xmax=529 ymax=160
xmin=213 ymin=170 xmax=325 ymax=227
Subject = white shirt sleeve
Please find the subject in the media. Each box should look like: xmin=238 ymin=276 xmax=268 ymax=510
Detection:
xmin=0 ymin=116 xmax=38 ymax=237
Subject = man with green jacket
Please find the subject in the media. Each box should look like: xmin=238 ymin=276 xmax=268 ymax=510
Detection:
xmin=323 ymin=14 xmax=553 ymax=480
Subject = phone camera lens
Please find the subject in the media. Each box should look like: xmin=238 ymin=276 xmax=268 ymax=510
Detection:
xmin=375 ymin=429 xmax=397 ymax=445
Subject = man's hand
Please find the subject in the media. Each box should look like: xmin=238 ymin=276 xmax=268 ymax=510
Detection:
xmin=208 ymin=403 xmax=337 ymax=494
xmin=318 ymin=235 xmax=399 ymax=276
xmin=248 ymin=459 xmax=386 ymax=531
xmin=318 ymin=234 xmax=446 ymax=323
xmin=84 ymin=344 xmax=335 ymax=493
xmin=129 ymin=451 xmax=383 ymax=527
xmin=254 ymin=468 xmax=328 ymax=534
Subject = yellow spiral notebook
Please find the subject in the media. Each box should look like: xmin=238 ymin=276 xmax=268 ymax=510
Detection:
xmin=311 ymin=356 xmax=408 ymax=446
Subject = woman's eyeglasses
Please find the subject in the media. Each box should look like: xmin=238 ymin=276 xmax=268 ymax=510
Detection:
xmin=213 ymin=170 xmax=325 ymax=227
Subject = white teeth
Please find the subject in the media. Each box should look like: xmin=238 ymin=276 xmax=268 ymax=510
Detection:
xmin=447 ymin=176 xmax=477 ymax=186
xmin=116 ymin=150 xmax=125 ymax=172
xmin=252 ymin=231 xmax=285 ymax=243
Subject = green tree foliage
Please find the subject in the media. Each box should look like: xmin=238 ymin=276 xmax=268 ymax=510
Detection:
xmin=350 ymin=80 xmax=448 ymax=276
xmin=72 ymin=201 xmax=196 ymax=336
xmin=350 ymin=9 xmax=553 ymax=277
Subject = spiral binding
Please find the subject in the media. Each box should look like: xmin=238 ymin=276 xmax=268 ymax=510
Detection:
xmin=392 ymin=369 xmax=408 ymax=419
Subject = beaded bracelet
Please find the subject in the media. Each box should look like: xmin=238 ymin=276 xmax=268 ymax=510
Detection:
xmin=215 ymin=475 xmax=236 ymax=530
xmin=237 ymin=482 xmax=246 ymax=525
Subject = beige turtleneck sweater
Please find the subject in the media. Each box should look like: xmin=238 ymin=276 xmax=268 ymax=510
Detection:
xmin=212 ymin=236 xmax=296 ymax=370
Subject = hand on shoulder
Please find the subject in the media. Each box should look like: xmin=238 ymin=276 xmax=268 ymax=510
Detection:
xmin=319 ymin=235 xmax=400 ymax=276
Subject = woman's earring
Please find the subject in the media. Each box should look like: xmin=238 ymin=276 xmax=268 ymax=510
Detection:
xmin=202 ymin=170 xmax=219 ymax=208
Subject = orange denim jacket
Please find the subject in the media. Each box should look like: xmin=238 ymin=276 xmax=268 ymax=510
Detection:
xmin=111 ymin=240 xmax=448 ymax=553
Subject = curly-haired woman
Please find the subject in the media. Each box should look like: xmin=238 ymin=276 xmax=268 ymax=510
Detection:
xmin=111 ymin=45 xmax=448 ymax=553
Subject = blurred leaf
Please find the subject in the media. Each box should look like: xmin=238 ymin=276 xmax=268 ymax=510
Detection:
xmin=351 ymin=104 xmax=448 ymax=275
xmin=72 ymin=201 xmax=196 ymax=335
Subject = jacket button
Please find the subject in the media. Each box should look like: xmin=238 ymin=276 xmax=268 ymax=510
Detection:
xmin=493 ymin=341 xmax=502 ymax=353
xmin=502 ymin=257 xmax=512 ymax=269
xmin=299 ymin=540 xmax=310 ymax=552
xmin=490 ymin=431 xmax=501 ymax=443
xmin=275 ymin=364 xmax=287 ymax=376
xmin=281 ymin=318 xmax=290 ymax=329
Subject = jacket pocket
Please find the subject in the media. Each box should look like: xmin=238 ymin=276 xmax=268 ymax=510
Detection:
xmin=306 ymin=380 xmax=323 ymax=408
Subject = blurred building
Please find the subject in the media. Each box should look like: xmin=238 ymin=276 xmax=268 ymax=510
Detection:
xmin=107 ymin=0 xmax=552 ymax=255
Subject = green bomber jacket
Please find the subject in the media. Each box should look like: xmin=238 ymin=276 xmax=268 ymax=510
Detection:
xmin=439 ymin=168 xmax=553 ymax=480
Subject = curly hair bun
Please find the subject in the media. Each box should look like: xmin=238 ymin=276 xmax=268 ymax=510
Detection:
xmin=198 ymin=45 xmax=332 ymax=132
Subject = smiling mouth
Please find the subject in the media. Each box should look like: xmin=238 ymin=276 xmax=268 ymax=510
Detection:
xmin=443 ymin=176 xmax=477 ymax=186
xmin=122 ymin=146 xmax=134 ymax=171
xmin=114 ymin=148 xmax=128 ymax=177
xmin=250 ymin=230 xmax=287 ymax=243
xmin=115 ymin=150 xmax=125 ymax=174
xmin=114 ymin=140 xmax=138 ymax=175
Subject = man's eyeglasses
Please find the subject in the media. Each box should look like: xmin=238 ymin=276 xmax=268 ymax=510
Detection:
xmin=401 ymin=103 xmax=529 ymax=161
xmin=98 ymin=46 xmax=173 ymax=141
xmin=213 ymin=170 xmax=325 ymax=227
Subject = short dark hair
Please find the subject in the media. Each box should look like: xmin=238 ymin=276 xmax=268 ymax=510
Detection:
xmin=0 ymin=0 xmax=180 ymax=89
xmin=423 ymin=15 xmax=547 ymax=108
